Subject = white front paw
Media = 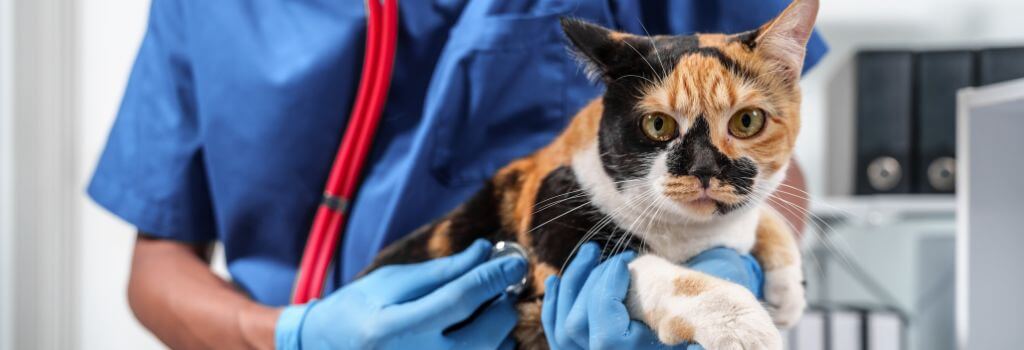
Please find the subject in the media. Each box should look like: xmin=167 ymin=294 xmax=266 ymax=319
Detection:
xmin=764 ymin=265 xmax=806 ymax=328
xmin=664 ymin=283 xmax=782 ymax=350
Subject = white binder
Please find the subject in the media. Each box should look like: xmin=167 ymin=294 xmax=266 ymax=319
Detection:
xmin=790 ymin=308 xmax=825 ymax=350
xmin=830 ymin=308 xmax=862 ymax=350
xmin=866 ymin=310 xmax=903 ymax=350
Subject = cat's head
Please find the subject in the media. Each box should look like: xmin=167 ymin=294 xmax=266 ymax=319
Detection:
xmin=563 ymin=0 xmax=817 ymax=223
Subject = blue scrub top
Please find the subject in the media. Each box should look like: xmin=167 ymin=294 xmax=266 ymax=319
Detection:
xmin=89 ymin=0 xmax=826 ymax=306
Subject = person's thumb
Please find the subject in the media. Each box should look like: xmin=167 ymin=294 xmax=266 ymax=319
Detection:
xmin=403 ymin=255 xmax=527 ymax=327
xmin=361 ymin=239 xmax=493 ymax=304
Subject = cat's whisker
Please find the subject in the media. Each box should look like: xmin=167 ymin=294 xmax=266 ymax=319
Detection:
xmin=729 ymin=175 xmax=862 ymax=221
xmin=636 ymin=18 xmax=668 ymax=77
xmin=620 ymin=39 xmax=660 ymax=85
xmin=614 ymin=196 xmax=652 ymax=253
xmin=757 ymin=194 xmax=831 ymax=301
xmin=528 ymin=200 xmax=596 ymax=235
xmin=762 ymin=195 xmax=897 ymax=308
xmin=598 ymin=187 xmax=657 ymax=256
xmin=757 ymin=193 xmax=860 ymax=240
xmin=613 ymin=191 xmax=660 ymax=256
xmin=765 ymin=182 xmax=859 ymax=219
xmin=560 ymin=203 xmax=627 ymax=270
xmin=625 ymin=192 xmax=669 ymax=258
xmin=615 ymin=74 xmax=656 ymax=86
xmin=533 ymin=178 xmax=646 ymax=207
xmin=532 ymin=180 xmax=648 ymax=215
xmin=761 ymin=194 xmax=861 ymax=274
xmin=559 ymin=187 xmax=656 ymax=273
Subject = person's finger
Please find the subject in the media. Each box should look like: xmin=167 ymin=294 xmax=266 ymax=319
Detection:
xmin=364 ymin=239 xmax=492 ymax=304
xmin=595 ymin=251 xmax=636 ymax=302
xmin=448 ymin=294 xmax=519 ymax=349
xmin=587 ymin=251 xmax=637 ymax=344
xmin=556 ymin=243 xmax=600 ymax=347
xmin=620 ymin=320 xmax=673 ymax=349
xmin=566 ymin=250 xmax=622 ymax=348
xmin=402 ymin=255 xmax=527 ymax=326
xmin=542 ymin=276 xmax=564 ymax=349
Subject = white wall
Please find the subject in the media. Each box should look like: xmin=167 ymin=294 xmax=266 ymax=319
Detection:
xmin=0 ymin=0 xmax=15 ymax=347
xmin=76 ymin=0 xmax=163 ymax=349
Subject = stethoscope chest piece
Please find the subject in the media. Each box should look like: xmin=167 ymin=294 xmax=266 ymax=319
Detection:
xmin=490 ymin=241 xmax=529 ymax=296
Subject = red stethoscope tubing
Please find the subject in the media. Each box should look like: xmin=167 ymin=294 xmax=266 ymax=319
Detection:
xmin=292 ymin=0 xmax=399 ymax=304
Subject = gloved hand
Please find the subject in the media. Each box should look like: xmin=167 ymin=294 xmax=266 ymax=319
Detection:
xmin=542 ymin=243 xmax=764 ymax=350
xmin=276 ymin=239 xmax=526 ymax=350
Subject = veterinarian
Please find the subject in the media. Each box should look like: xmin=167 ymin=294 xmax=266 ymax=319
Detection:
xmin=88 ymin=0 xmax=826 ymax=349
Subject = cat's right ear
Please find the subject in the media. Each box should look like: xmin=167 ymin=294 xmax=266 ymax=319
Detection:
xmin=749 ymin=0 xmax=819 ymax=82
xmin=560 ymin=17 xmax=643 ymax=82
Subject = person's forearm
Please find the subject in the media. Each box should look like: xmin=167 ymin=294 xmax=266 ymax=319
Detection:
xmin=128 ymin=233 xmax=280 ymax=349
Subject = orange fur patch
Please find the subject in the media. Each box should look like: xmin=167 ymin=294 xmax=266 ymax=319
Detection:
xmin=531 ymin=262 xmax=558 ymax=295
xmin=697 ymin=33 xmax=729 ymax=47
xmin=662 ymin=176 xmax=703 ymax=199
xmin=707 ymin=178 xmax=744 ymax=204
xmin=514 ymin=301 xmax=547 ymax=350
xmin=674 ymin=273 xmax=712 ymax=297
xmin=669 ymin=318 xmax=697 ymax=342
xmin=608 ymin=31 xmax=633 ymax=41
xmin=427 ymin=220 xmax=453 ymax=258
xmin=751 ymin=207 xmax=798 ymax=270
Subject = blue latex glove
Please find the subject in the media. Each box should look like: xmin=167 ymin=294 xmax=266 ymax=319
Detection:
xmin=542 ymin=243 xmax=764 ymax=350
xmin=276 ymin=239 xmax=526 ymax=350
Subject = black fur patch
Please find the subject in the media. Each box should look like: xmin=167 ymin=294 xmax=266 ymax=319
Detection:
xmin=732 ymin=28 xmax=761 ymax=50
xmin=365 ymin=223 xmax=436 ymax=269
xmin=666 ymin=117 xmax=758 ymax=214
xmin=363 ymin=178 xmax=515 ymax=272
xmin=447 ymin=180 xmax=518 ymax=247
xmin=689 ymin=47 xmax=757 ymax=83
xmin=561 ymin=18 xmax=656 ymax=83
xmin=528 ymin=167 xmax=641 ymax=285
xmin=669 ymin=118 xmax=727 ymax=184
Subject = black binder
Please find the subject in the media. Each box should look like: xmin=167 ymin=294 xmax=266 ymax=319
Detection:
xmin=976 ymin=47 xmax=1024 ymax=85
xmin=855 ymin=51 xmax=915 ymax=194
xmin=913 ymin=51 xmax=973 ymax=193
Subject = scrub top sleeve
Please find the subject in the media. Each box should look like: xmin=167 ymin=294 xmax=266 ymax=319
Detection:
xmin=88 ymin=0 xmax=216 ymax=243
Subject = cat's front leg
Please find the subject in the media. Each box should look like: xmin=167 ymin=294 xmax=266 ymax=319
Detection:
xmin=752 ymin=207 xmax=806 ymax=328
xmin=627 ymin=254 xmax=781 ymax=349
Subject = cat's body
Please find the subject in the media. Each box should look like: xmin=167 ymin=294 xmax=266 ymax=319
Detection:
xmin=366 ymin=0 xmax=817 ymax=348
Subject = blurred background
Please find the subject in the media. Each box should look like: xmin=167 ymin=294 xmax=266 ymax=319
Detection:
xmin=2 ymin=0 xmax=1023 ymax=349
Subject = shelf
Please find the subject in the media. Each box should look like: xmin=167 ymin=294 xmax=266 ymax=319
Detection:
xmin=810 ymin=194 xmax=956 ymax=223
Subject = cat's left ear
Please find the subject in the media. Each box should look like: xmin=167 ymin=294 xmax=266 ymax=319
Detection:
xmin=560 ymin=17 xmax=647 ymax=82
xmin=749 ymin=0 xmax=819 ymax=81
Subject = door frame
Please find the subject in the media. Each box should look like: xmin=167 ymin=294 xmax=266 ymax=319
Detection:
xmin=3 ymin=0 xmax=80 ymax=349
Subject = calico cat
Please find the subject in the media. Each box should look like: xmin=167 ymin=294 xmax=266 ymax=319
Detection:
xmin=365 ymin=0 xmax=817 ymax=348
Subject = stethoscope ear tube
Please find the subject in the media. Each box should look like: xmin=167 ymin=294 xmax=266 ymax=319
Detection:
xmin=292 ymin=0 xmax=400 ymax=304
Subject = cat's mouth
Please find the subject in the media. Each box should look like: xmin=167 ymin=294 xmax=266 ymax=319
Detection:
xmin=683 ymin=194 xmax=719 ymax=214
xmin=662 ymin=176 xmax=747 ymax=216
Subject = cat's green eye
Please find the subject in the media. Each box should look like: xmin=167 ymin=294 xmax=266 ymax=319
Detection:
xmin=641 ymin=113 xmax=678 ymax=142
xmin=728 ymin=108 xmax=766 ymax=139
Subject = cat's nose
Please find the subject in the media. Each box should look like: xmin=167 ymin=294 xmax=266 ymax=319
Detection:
xmin=689 ymin=165 xmax=720 ymax=188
